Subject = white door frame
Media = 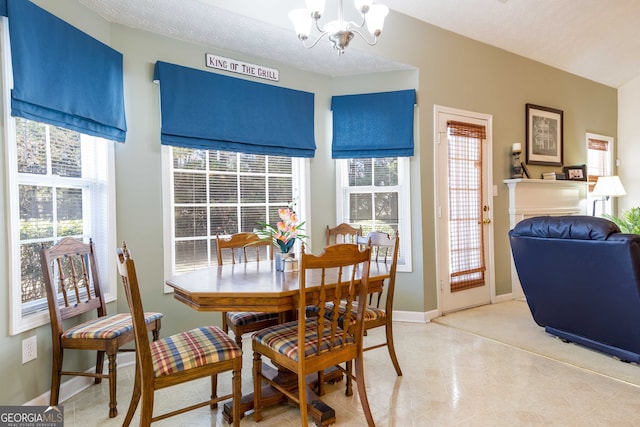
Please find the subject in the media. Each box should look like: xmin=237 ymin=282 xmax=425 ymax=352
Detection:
xmin=433 ymin=105 xmax=495 ymax=314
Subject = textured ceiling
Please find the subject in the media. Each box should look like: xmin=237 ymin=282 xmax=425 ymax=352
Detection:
xmin=79 ymin=0 xmax=640 ymax=88
xmin=383 ymin=0 xmax=640 ymax=88
xmin=78 ymin=0 xmax=414 ymax=77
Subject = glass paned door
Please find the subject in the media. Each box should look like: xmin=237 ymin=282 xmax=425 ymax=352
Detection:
xmin=447 ymin=121 xmax=486 ymax=293
xmin=435 ymin=107 xmax=493 ymax=313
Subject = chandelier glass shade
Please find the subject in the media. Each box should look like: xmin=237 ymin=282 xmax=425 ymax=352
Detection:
xmin=288 ymin=0 xmax=389 ymax=55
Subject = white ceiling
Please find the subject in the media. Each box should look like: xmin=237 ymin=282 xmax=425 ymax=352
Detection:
xmin=78 ymin=0 xmax=640 ymax=88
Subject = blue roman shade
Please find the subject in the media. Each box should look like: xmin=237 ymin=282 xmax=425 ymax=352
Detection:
xmin=153 ymin=61 xmax=316 ymax=158
xmin=0 ymin=0 xmax=127 ymax=142
xmin=331 ymin=89 xmax=416 ymax=158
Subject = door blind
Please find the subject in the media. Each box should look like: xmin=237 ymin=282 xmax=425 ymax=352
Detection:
xmin=447 ymin=121 xmax=486 ymax=292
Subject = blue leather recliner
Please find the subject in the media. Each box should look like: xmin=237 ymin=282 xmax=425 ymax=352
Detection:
xmin=509 ymin=215 xmax=640 ymax=362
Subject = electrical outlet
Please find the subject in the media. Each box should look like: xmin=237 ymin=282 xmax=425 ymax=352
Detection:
xmin=22 ymin=336 xmax=37 ymax=364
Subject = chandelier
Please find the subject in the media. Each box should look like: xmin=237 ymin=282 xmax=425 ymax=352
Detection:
xmin=288 ymin=0 xmax=390 ymax=55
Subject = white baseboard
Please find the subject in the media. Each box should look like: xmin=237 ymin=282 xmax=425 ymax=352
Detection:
xmin=393 ymin=296 xmax=519 ymax=324
xmin=24 ymin=352 xmax=136 ymax=406
xmin=393 ymin=309 xmax=440 ymax=323
xmin=494 ymin=292 xmax=515 ymax=304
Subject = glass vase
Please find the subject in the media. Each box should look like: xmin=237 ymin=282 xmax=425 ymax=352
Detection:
xmin=275 ymin=252 xmax=295 ymax=271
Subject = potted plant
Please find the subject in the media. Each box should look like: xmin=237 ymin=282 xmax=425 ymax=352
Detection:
xmin=604 ymin=207 xmax=640 ymax=234
xmin=256 ymin=206 xmax=306 ymax=271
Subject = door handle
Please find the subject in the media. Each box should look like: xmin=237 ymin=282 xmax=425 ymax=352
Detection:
xmin=482 ymin=218 xmax=491 ymax=224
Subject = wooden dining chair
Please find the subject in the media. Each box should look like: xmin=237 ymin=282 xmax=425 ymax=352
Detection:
xmin=216 ymin=232 xmax=280 ymax=348
xmin=40 ymin=237 xmax=163 ymax=418
xmin=357 ymin=232 xmax=402 ymax=376
xmin=325 ymin=223 xmax=362 ymax=246
xmin=252 ymin=243 xmax=376 ymax=427
xmin=116 ymin=242 xmax=242 ymax=427
xmin=311 ymin=232 xmax=403 ymax=377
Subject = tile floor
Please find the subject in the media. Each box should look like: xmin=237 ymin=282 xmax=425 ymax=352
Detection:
xmin=59 ymin=309 xmax=640 ymax=426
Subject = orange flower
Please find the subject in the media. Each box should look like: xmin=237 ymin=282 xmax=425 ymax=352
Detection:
xmin=257 ymin=206 xmax=306 ymax=253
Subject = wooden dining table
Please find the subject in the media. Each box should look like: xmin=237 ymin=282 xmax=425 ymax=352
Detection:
xmin=165 ymin=259 xmax=390 ymax=425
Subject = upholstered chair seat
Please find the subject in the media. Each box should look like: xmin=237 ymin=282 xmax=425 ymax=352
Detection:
xmin=62 ymin=313 xmax=162 ymax=340
xmin=150 ymin=326 xmax=241 ymax=378
xmin=225 ymin=311 xmax=279 ymax=328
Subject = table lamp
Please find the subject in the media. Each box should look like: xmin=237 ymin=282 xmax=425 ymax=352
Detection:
xmin=591 ymin=175 xmax=626 ymax=216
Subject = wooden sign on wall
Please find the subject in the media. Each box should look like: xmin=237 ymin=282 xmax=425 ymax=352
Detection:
xmin=205 ymin=53 xmax=279 ymax=81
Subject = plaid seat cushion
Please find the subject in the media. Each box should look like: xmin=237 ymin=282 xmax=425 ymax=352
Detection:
xmin=363 ymin=304 xmax=386 ymax=321
xmin=252 ymin=319 xmax=354 ymax=361
xmin=307 ymin=301 xmax=386 ymax=323
xmin=62 ymin=312 xmax=163 ymax=340
xmin=227 ymin=311 xmax=279 ymax=327
xmin=151 ymin=325 xmax=241 ymax=377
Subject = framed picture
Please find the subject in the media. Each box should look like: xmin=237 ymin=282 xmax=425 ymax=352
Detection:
xmin=563 ymin=164 xmax=587 ymax=181
xmin=525 ymin=104 xmax=563 ymax=166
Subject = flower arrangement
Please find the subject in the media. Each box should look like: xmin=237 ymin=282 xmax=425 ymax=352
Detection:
xmin=257 ymin=207 xmax=306 ymax=253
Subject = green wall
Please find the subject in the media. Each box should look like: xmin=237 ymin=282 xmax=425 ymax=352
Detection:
xmin=0 ymin=0 xmax=616 ymax=406
xmin=368 ymin=11 xmax=616 ymax=303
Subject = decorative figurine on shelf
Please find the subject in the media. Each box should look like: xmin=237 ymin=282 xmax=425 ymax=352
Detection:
xmin=511 ymin=143 xmax=523 ymax=179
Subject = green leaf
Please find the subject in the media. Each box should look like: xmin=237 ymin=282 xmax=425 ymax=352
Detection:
xmin=604 ymin=207 xmax=640 ymax=234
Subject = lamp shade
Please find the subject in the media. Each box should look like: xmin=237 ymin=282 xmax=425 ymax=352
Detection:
xmin=592 ymin=175 xmax=626 ymax=197
xmin=366 ymin=4 xmax=389 ymax=35
xmin=289 ymin=8 xmax=312 ymax=38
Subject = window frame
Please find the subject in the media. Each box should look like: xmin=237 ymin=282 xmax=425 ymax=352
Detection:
xmin=2 ymin=21 xmax=117 ymax=335
xmin=586 ymin=132 xmax=615 ymax=216
xmin=335 ymin=156 xmax=412 ymax=272
xmin=6 ymin=127 xmax=117 ymax=335
xmin=161 ymin=145 xmax=309 ymax=291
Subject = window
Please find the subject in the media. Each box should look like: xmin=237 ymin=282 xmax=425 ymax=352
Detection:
xmin=162 ymin=146 xmax=305 ymax=276
xmin=586 ymin=133 xmax=614 ymax=216
xmin=336 ymin=157 xmax=412 ymax=271
xmin=2 ymin=6 xmax=122 ymax=335
xmin=7 ymin=117 xmax=116 ymax=334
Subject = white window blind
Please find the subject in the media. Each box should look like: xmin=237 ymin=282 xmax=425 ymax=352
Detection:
xmin=164 ymin=147 xmax=300 ymax=274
